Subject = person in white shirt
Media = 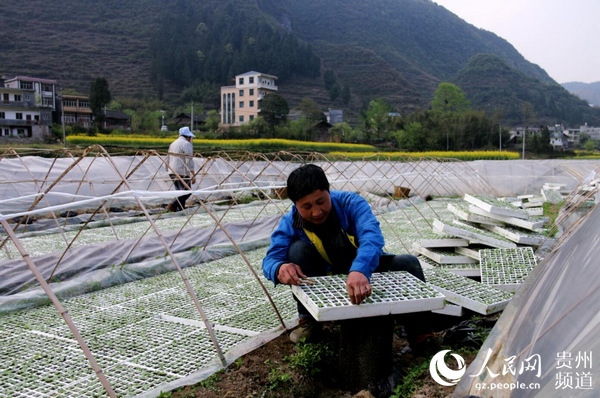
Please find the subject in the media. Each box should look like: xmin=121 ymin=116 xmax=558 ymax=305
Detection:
xmin=165 ymin=126 xmax=196 ymax=212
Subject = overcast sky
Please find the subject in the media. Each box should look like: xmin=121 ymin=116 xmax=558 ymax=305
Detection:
xmin=433 ymin=0 xmax=600 ymax=84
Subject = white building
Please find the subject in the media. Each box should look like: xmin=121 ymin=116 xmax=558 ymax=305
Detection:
xmin=581 ymin=123 xmax=600 ymax=140
xmin=1 ymin=75 xmax=56 ymax=139
xmin=220 ymin=71 xmax=278 ymax=127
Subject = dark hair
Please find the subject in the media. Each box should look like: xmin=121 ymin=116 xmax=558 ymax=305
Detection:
xmin=286 ymin=164 xmax=330 ymax=202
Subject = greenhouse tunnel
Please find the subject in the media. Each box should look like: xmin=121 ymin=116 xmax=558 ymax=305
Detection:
xmin=0 ymin=147 xmax=599 ymax=397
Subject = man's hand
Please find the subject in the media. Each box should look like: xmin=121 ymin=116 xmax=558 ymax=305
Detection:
xmin=277 ymin=263 xmax=306 ymax=285
xmin=191 ymin=177 xmax=196 ymax=184
xmin=346 ymin=271 xmax=372 ymax=305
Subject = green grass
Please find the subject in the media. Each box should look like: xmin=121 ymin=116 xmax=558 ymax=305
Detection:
xmin=284 ymin=340 xmax=333 ymax=376
xmin=390 ymin=360 xmax=430 ymax=398
xmin=542 ymin=200 xmax=564 ymax=237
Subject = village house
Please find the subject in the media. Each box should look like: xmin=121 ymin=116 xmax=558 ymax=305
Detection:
xmin=0 ymin=75 xmax=56 ymax=140
xmin=170 ymin=112 xmax=206 ymax=131
xmin=220 ymin=71 xmax=278 ymax=127
xmin=59 ymin=93 xmax=92 ymax=128
xmin=104 ymin=110 xmax=131 ymax=130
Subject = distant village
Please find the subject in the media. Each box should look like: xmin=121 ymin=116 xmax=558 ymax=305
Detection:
xmin=2 ymin=72 xmax=599 ymax=150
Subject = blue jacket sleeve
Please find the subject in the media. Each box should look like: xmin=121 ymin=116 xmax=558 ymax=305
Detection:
xmin=262 ymin=211 xmax=300 ymax=284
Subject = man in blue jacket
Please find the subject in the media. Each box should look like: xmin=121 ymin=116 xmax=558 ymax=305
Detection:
xmin=262 ymin=164 xmax=429 ymax=344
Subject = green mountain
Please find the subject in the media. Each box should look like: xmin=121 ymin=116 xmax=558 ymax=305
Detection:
xmin=562 ymin=82 xmax=600 ymax=108
xmin=1 ymin=0 xmax=598 ymax=126
xmin=454 ymin=54 xmax=597 ymax=126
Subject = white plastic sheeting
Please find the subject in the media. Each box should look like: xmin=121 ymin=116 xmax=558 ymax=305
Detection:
xmin=0 ymin=212 xmax=279 ymax=309
xmin=2 ymin=152 xmax=600 ymax=397
xmin=2 ymin=155 xmax=599 ymax=215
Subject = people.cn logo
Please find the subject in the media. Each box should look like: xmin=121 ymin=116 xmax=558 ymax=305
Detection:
xmin=429 ymin=350 xmax=467 ymax=386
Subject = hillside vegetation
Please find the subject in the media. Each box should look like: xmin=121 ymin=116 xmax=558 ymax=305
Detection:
xmin=2 ymin=0 xmax=599 ymax=126
xmin=562 ymin=81 xmax=600 ymax=107
xmin=454 ymin=54 xmax=597 ymax=126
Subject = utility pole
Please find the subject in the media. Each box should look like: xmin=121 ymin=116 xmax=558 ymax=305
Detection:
xmin=499 ymin=124 xmax=502 ymax=151
xmin=60 ymin=87 xmax=66 ymax=147
xmin=522 ymin=128 xmax=526 ymax=159
xmin=191 ymin=101 xmax=194 ymax=132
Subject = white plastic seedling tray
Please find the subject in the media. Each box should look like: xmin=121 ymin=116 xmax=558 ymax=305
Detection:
xmin=418 ymin=235 xmax=469 ymax=248
xmin=433 ymin=219 xmax=517 ymax=249
xmin=413 ymin=243 xmax=478 ymax=264
xmin=479 ymin=247 xmax=538 ymax=291
xmin=447 ymin=203 xmax=502 ymax=226
xmin=467 ymin=205 xmax=548 ymax=231
xmin=525 ymin=207 xmax=544 ymax=216
xmin=432 ymin=302 xmax=464 ymax=317
xmin=425 ymin=268 xmax=513 ymax=315
xmin=291 ymin=272 xmax=446 ymax=322
xmin=455 ymin=245 xmax=484 ymax=260
xmin=418 ymin=255 xmax=480 ymax=277
xmin=541 ymin=188 xmax=564 ymax=204
xmin=479 ymin=224 xmax=549 ymax=246
xmin=464 ymin=194 xmax=530 ymax=220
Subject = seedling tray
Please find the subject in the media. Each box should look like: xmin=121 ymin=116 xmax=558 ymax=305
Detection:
xmin=413 ymin=243 xmax=478 ymax=264
xmin=541 ymin=188 xmax=563 ymax=204
xmin=479 ymin=247 xmax=538 ymax=291
xmin=418 ymin=255 xmax=480 ymax=277
xmin=464 ymin=194 xmax=530 ymax=220
xmin=433 ymin=302 xmax=464 ymax=317
xmin=425 ymin=268 xmax=513 ymax=315
xmin=525 ymin=207 xmax=544 ymax=216
xmin=447 ymin=203 xmax=502 ymax=225
xmin=418 ymin=235 xmax=469 ymax=248
xmin=522 ymin=198 xmax=544 ymax=208
xmin=479 ymin=224 xmax=549 ymax=246
xmin=291 ymin=272 xmax=445 ymax=322
xmin=433 ymin=219 xmax=517 ymax=249
xmin=454 ymin=246 xmax=483 ymax=260
xmin=467 ymin=205 xmax=548 ymax=231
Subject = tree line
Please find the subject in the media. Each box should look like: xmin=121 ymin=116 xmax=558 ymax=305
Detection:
xmin=223 ymin=82 xmax=558 ymax=155
xmin=74 ymin=78 xmax=571 ymax=156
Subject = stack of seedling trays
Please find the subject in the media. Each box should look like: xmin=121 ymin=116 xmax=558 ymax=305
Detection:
xmin=291 ymin=272 xmax=446 ymax=322
xmin=432 ymin=219 xmax=517 ymax=249
xmin=411 ymin=229 xmax=480 ymax=277
xmin=447 ymin=202 xmax=503 ymax=226
xmin=412 ymin=194 xmax=550 ymax=316
xmin=425 ymin=268 xmax=513 ymax=315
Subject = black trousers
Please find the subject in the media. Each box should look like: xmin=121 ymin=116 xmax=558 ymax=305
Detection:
xmin=168 ymin=174 xmax=192 ymax=211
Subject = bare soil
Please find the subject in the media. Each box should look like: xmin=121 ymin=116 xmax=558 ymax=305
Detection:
xmin=170 ymin=314 xmax=494 ymax=398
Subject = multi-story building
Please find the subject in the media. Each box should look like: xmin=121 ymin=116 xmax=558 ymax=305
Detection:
xmin=564 ymin=126 xmax=580 ymax=147
xmin=60 ymin=94 xmax=92 ymax=127
xmin=580 ymin=123 xmax=600 ymax=140
xmin=0 ymin=75 xmax=56 ymax=139
xmin=220 ymin=71 xmax=278 ymax=127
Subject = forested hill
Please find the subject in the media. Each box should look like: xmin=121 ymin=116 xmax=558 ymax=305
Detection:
xmin=1 ymin=0 xmax=598 ymax=126
xmin=562 ymin=82 xmax=600 ymax=108
xmin=454 ymin=54 xmax=597 ymax=126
